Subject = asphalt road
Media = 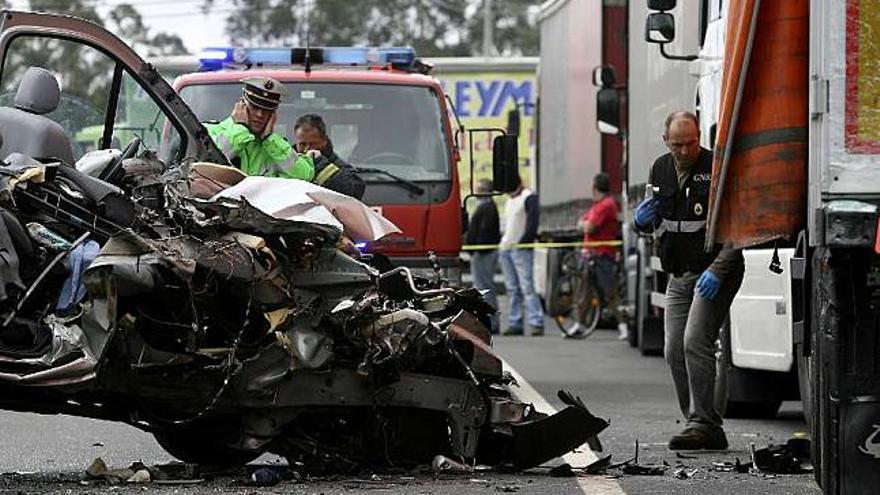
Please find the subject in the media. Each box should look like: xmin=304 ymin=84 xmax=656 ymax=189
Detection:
xmin=0 ymin=325 xmax=821 ymax=494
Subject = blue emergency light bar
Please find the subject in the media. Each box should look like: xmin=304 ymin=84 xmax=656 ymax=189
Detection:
xmin=196 ymin=46 xmax=417 ymax=71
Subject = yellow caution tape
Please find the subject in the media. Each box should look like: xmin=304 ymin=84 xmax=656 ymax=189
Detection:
xmin=461 ymin=240 xmax=622 ymax=251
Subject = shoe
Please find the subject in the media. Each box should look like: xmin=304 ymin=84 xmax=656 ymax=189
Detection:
xmin=668 ymin=427 xmax=728 ymax=450
xmin=563 ymin=323 xmax=593 ymax=339
xmin=502 ymin=326 xmax=524 ymax=336
xmin=562 ymin=323 xmax=584 ymax=338
xmin=617 ymin=322 xmax=629 ymax=340
xmin=528 ymin=326 xmax=544 ymax=336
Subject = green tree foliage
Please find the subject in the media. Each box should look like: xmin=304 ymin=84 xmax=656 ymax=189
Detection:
xmin=0 ymin=1 xmax=187 ymax=110
xmin=203 ymin=0 xmax=539 ymax=57
xmin=466 ymin=0 xmax=540 ymax=56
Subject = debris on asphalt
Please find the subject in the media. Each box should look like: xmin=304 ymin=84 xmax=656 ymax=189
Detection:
xmin=584 ymin=454 xmax=613 ymax=474
xmin=495 ymin=484 xmax=520 ymax=492
xmin=91 ymin=442 xmax=104 ymax=447
xmin=621 ymin=463 xmax=666 ymax=476
xmin=85 ymin=457 xmax=108 ymax=479
xmin=432 ymin=455 xmax=473 ymax=474
xmin=549 ymin=463 xmax=576 ymax=477
xmin=752 ymin=438 xmax=813 ymax=474
xmin=248 ymin=467 xmax=281 ymax=487
xmin=126 ymin=469 xmax=151 ymax=484
xmin=673 ymin=467 xmax=698 ymax=479
xmin=84 ymin=457 xmax=141 ymax=484
xmin=712 ymin=459 xmax=751 ymax=473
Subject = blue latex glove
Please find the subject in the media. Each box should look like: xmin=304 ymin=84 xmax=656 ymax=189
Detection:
xmin=695 ymin=270 xmax=721 ymax=300
xmin=634 ymin=198 xmax=659 ymax=228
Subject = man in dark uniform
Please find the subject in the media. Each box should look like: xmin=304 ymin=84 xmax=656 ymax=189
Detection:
xmin=293 ymin=114 xmax=366 ymax=200
xmin=633 ymin=111 xmax=744 ymax=450
xmin=467 ymin=179 xmax=502 ymax=333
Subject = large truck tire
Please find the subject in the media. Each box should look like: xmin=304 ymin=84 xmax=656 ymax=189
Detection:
xmin=812 ymin=246 xmax=880 ymax=492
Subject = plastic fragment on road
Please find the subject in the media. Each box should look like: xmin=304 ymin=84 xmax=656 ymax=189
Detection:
xmin=549 ymin=463 xmax=576 ymax=477
xmin=432 ymin=455 xmax=472 ymax=473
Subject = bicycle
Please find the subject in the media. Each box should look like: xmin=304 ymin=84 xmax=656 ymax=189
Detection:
xmin=553 ymin=250 xmax=605 ymax=338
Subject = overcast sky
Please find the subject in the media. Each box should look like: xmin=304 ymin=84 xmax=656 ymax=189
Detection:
xmin=10 ymin=0 xmax=233 ymax=53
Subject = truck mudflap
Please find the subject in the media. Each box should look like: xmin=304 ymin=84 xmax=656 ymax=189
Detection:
xmin=491 ymin=390 xmax=610 ymax=469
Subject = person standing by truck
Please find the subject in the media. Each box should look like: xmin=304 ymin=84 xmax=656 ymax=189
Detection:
xmin=633 ymin=111 xmax=743 ymax=450
xmin=207 ymin=77 xmax=314 ymax=180
xmin=500 ymin=175 xmax=544 ymax=336
xmin=570 ymin=172 xmax=621 ymax=339
xmin=466 ymin=179 xmax=502 ymax=334
xmin=293 ymin=114 xmax=366 ymax=200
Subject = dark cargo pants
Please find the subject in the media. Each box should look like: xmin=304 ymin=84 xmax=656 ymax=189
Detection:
xmin=664 ymin=266 xmax=744 ymax=431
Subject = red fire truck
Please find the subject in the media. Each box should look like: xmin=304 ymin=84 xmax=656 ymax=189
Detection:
xmin=170 ymin=47 xmax=515 ymax=281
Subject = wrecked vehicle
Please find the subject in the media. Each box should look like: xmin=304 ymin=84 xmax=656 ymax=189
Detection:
xmin=0 ymin=10 xmax=606 ymax=470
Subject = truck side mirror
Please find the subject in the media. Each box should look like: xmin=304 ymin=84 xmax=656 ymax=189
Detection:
xmin=647 ymin=0 xmax=676 ymax=11
xmin=506 ymin=108 xmax=521 ymax=136
xmin=492 ymin=134 xmax=519 ymax=193
xmin=645 ymin=12 xmax=676 ymax=44
xmin=596 ymin=87 xmax=620 ymax=135
xmin=592 ymin=66 xmax=617 ymax=88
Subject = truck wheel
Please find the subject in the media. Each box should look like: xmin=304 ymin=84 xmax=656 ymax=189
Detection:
xmin=153 ymin=431 xmax=261 ymax=466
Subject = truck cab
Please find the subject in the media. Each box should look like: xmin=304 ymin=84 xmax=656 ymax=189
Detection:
xmin=171 ymin=48 xmax=468 ymax=281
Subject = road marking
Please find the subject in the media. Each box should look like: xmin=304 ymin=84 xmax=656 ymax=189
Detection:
xmin=503 ymin=359 xmax=627 ymax=495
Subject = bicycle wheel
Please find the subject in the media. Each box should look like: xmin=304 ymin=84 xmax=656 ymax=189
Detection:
xmin=554 ymin=253 xmax=601 ymax=338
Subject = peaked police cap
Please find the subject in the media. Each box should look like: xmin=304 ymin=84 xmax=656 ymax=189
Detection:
xmin=241 ymin=77 xmax=285 ymax=110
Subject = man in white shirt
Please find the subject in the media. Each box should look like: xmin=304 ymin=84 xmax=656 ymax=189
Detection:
xmin=499 ymin=175 xmax=544 ymax=336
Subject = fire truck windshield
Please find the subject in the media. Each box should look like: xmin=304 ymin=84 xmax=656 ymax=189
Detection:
xmin=178 ymin=82 xmax=450 ymax=182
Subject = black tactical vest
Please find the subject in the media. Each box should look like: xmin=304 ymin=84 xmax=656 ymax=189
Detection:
xmin=649 ymin=148 xmax=720 ymax=276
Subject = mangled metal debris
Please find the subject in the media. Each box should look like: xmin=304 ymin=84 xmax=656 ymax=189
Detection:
xmin=0 ymin=152 xmax=603 ymax=472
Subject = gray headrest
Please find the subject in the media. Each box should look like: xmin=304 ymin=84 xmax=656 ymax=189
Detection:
xmin=14 ymin=67 xmax=61 ymax=115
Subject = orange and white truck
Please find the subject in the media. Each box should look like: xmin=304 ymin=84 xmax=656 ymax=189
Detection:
xmin=640 ymin=0 xmax=880 ymax=492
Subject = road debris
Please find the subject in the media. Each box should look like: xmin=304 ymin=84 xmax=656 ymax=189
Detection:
xmin=248 ymin=467 xmax=281 ymax=487
xmin=672 ymin=467 xmax=698 ymax=479
xmin=495 ymin=485 xmax=520 ymax=492
xmin=126 ymin=469 xmax=151 ymax=483
xmin=583 ymin=454 xmax=613 ymax=474
xmin=752 ymin=438 xmax=812 ymax=474
xmin=548 ymin=463 xmax=576 ymax=477
xmin=432 ymin=455 xmax=473 ymax=474
xmin=712 ymin=459 xmax=751 ymax=473
xmin=621 ymin=463 xmax=666 ymax=476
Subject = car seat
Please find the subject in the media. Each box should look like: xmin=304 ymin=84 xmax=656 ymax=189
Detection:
xmin=0 ymin=67 xmax=75 ymax=165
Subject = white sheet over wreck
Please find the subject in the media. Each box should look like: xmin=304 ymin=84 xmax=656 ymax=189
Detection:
xmin=205 ymin=170 xmax=401 ymax=242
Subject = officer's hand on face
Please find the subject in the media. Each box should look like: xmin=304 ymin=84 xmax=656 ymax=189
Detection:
xmin=232 ymin=99 xmax=249 ymax=126
xmin=695 ymin=270 xmax=721 ymax=299
xmin=260 ymin=111 xmax=278 ymax=139
xmin=634 ymin=198 xmax=659 ymax=228
xmin=305 ymin=149 xmax=322 ymax=160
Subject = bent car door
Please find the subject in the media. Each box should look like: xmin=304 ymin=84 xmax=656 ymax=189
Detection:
xmin=0 ymin=9 xmax=227 ymax=166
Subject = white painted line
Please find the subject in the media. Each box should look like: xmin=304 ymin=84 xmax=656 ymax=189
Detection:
xmin=503 ymin=359 xmax=627 ymax=495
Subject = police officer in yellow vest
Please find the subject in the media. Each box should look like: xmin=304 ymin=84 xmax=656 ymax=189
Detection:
xmin=207 ymin=77 xmax=314 ymax=180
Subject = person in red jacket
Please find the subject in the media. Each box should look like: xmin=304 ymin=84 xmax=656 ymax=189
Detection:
xmin=570 ymin=172 xmax=620 ymax=338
